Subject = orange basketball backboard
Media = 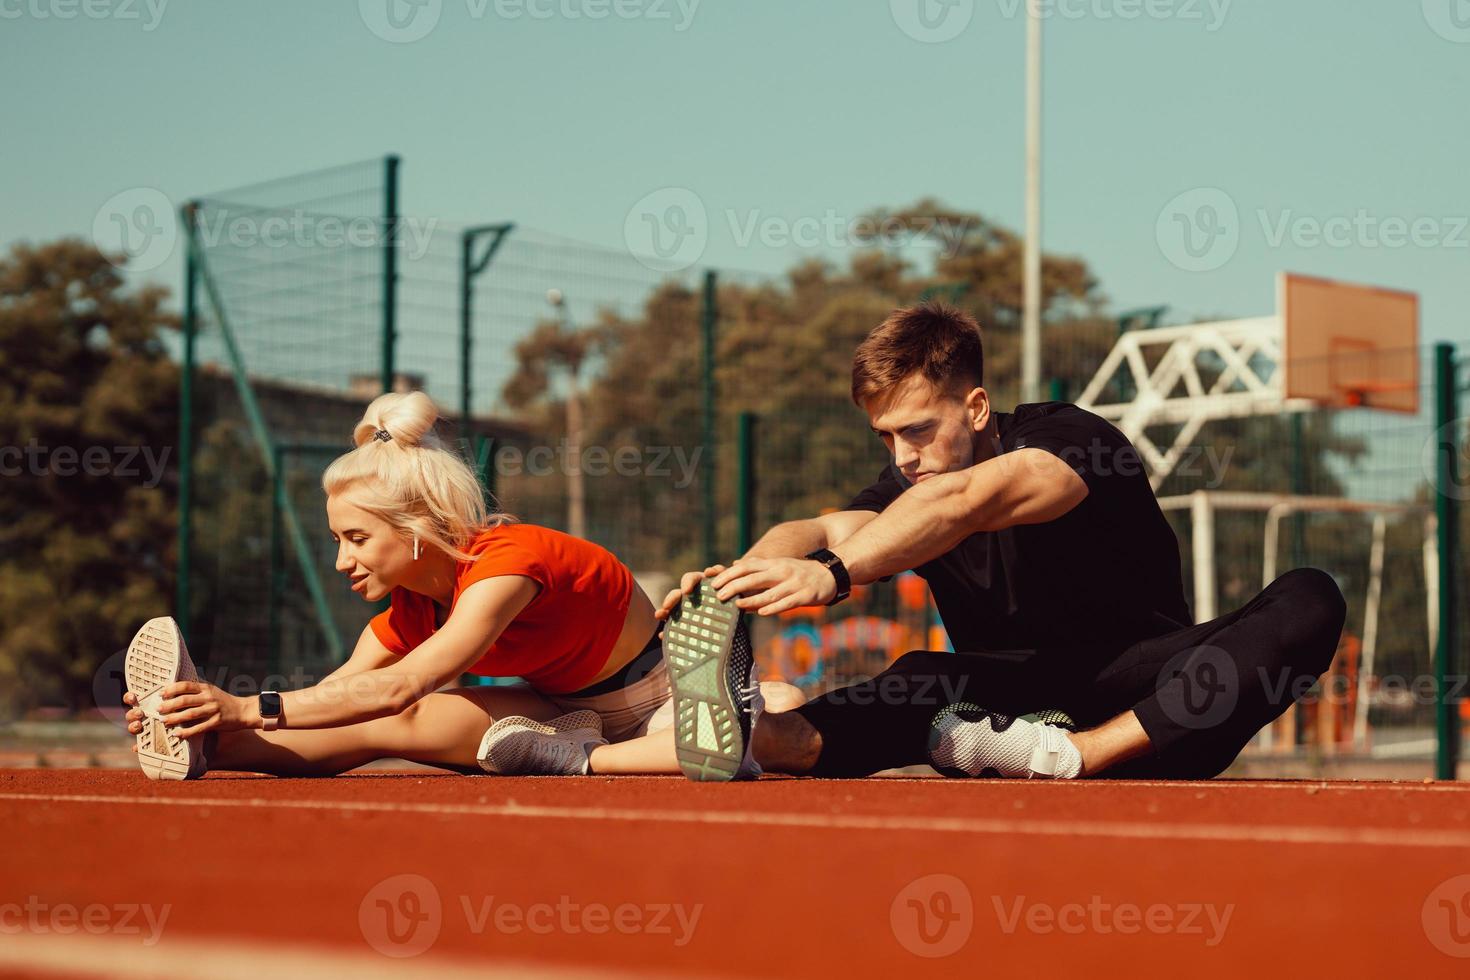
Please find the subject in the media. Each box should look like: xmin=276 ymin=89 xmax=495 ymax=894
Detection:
xmin=1280 ymin=273 xmax=1419 ymax=414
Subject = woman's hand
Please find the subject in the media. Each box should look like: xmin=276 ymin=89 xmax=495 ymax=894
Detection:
xmin=654 ymin=564 xmax=728 ymax=620
xmin=123 ymin=683 xmax=257 ymax=739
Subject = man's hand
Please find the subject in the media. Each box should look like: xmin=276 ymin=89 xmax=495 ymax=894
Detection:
xmin=124 ymin=682 xmax=259 ymax=739
xmin=711 ymin=557 xmax=836 ymax=616
xmin=655 ymin=565 xmax=728 ymax=620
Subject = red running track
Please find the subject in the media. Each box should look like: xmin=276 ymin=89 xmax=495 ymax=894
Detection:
xmin=3 ymin=769 xmax=1470 ymax=978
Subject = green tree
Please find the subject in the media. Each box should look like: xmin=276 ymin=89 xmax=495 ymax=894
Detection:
xmin=0 ymin=239 xmax=179 ymax=717
xmin=499 ymin=202 xmax=1117 ymax=572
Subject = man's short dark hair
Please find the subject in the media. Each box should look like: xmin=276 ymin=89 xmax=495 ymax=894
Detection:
xmin=850 ymin=301 xmax=985 ymax=407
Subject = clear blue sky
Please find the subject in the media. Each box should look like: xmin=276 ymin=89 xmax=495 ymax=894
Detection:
xmin=5 ymin=0 xmax=1468 ymax=345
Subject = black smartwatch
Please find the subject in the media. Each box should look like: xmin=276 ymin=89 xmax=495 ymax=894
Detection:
xmin=259 ymin=691 xmax=284 ymax=732
xmin=805 ymin=549 xmax=852 ymax=606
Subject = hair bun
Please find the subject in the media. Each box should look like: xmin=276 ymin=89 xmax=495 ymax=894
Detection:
xmin=352 ymin=391 xmax=443 ymax=450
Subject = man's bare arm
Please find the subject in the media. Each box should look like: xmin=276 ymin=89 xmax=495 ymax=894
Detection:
xmin=831 ymin=449 xmax=1087 ymax=587
xmin=708 ymin=449 xmax=1088 ymax=617
xmin=744 ymin=511 xmax=877 ymax=559
xmin=655 ymin=511 xmax=877 ymax=619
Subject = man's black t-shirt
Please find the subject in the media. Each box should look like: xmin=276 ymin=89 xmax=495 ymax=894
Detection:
xmin=845 ymin=402 xmax=1190 ymax=654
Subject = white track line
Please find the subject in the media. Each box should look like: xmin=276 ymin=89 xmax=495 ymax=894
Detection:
xmin=1036 ymin=779 xmax=1470 ymax=793
xmin=4 ymin=791 xmax=1469 ymax=849
xmin=0 ymin=931 xmax=635 ymax=980
xmin=874 ymin=777 xmax=1470 ymax=793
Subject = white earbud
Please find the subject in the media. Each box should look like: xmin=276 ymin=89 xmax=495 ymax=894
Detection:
xmin=412 ymin=534 xmax=420 ymax=561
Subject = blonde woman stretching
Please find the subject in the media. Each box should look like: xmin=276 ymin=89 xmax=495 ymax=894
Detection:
xmin=123 ymin=392 xmax=802 ymax=781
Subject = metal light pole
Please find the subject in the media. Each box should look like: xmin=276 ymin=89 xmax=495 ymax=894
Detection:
xmin=548 ymin=289 xmax=587 ymax=540
xmin=1022 ymin=1 xmax=1043 ymax=404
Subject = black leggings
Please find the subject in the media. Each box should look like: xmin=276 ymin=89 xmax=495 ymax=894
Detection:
xmin=793 ymin=567 xmax=1348 ymax=779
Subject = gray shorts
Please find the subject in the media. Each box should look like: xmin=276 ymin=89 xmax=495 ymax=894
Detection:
xmin=546 ymin=658 xmax=675 ymax=743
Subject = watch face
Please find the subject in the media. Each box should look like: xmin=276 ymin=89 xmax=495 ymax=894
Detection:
xmin=260 ymin=692 xmax=283 ymax=716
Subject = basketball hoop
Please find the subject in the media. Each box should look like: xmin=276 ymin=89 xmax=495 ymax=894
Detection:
xmin=1281 ymin=273 xmax=1420 ymax=415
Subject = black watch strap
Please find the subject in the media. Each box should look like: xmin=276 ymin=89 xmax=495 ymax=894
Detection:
xmin=805 ymin=549 xmax=852 ymax=606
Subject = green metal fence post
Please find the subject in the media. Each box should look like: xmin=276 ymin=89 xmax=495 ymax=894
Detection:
xmin=268 ymin=446 xmax=285 ymax=678
xmin=460 ymin=228 xmax=472 ymax=445
xmin=701 ymin=270 xmax=718 ymax=566
xmin=1290 ymin=412 xmax=1307 ymax=567
xmin=1288 ymin=410 xmax=1310 ymax=746
xmin=737 ymin=412 xmax=757 ymax=556
xmin=381 ymin=154 xmax=400 ymax=394
xmin=459 ymin=223 xmax=514 ymax=490
xmin=175 ymin=203 xmax=198 ymax=646
xmin=1434 ymin=342 xmax=1461 ymax=780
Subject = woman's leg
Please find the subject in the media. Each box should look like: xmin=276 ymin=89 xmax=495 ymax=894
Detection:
xmin=202 ymin=685 xmax=561 ymax=777
xmin=585 ymin=680 xmax=807 ymax=775
xmin=586 ymin=726 xmax=679 ymax=774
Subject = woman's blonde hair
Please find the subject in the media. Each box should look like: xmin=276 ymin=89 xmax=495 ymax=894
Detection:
xmin=322 ymin=391 xmax=513 ymax=561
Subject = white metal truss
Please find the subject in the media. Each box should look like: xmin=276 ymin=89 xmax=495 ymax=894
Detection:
xmin=1075 ymin=316 xmax=1319 ymax=490
xmin=1157 ymin=491 xmax=1438 ymax=756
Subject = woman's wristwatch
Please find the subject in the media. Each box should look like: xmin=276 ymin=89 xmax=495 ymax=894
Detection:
xmin=805 ymin=549 xmax=852 ymax=606
xmin=259 ymin=691 xmax=284 ymax=731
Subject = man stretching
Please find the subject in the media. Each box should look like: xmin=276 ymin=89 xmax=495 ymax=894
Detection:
xmin=659 ymin=302 xmax=1345 ymax=781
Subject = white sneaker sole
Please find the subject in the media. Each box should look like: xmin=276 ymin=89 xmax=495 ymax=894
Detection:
xmin=124 ymin=616 xmax=205 ymax=781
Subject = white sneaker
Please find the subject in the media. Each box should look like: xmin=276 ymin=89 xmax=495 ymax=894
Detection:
xmin=477 ymin=710 xmax=607 ymax=776
xmin=125 ymin=616 xmax=208 ymax=780
xmin=928 ymin=703 xmax=1082 ymax=780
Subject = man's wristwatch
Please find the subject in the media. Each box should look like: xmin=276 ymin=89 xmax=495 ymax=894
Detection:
xmin=805 ymin=549 xmax=852 ymax=606
xmin=259 ymin=691 xmax=284 ymax=732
